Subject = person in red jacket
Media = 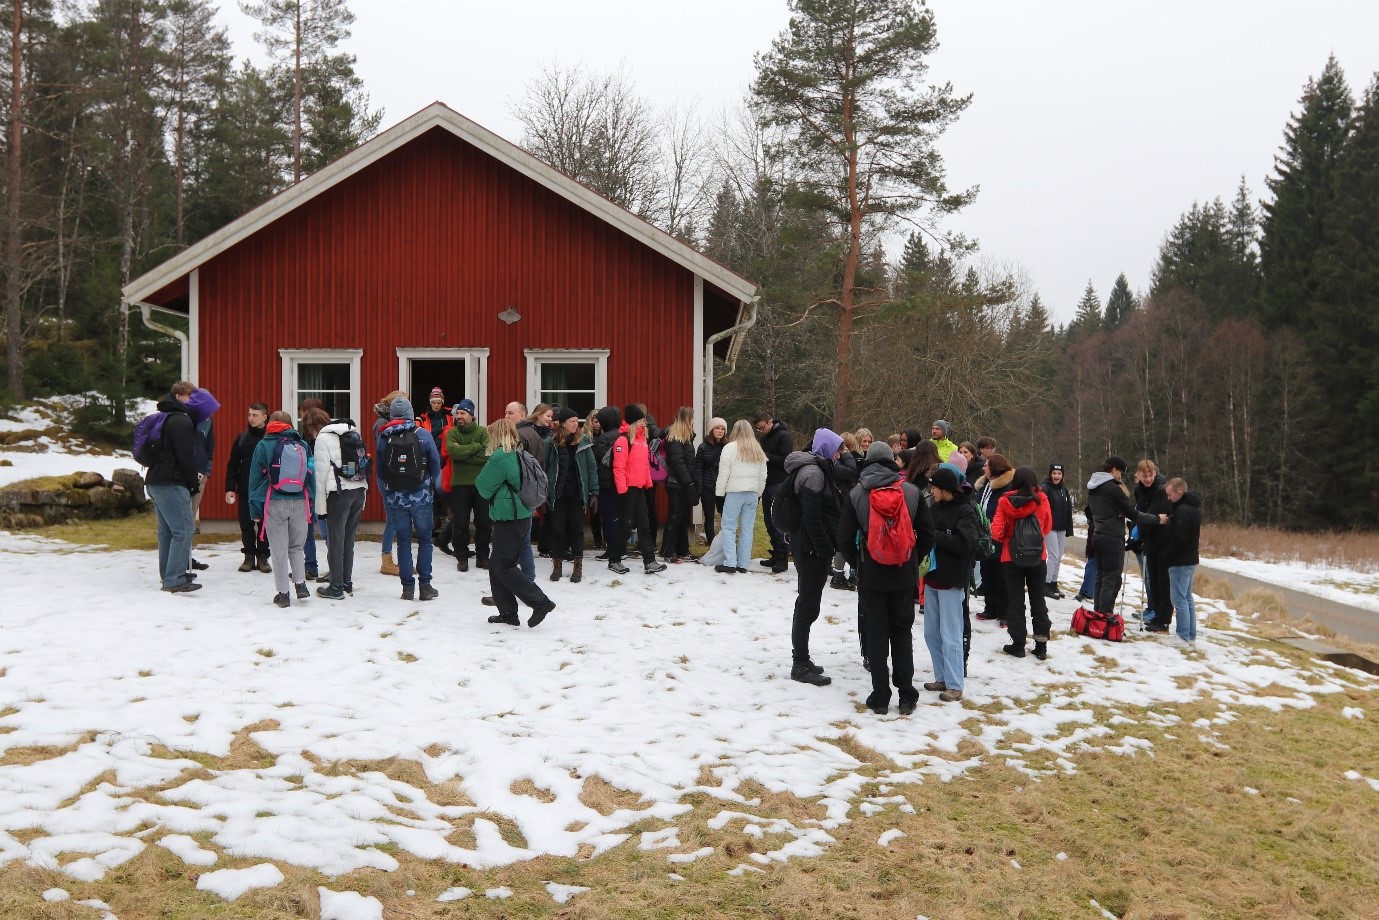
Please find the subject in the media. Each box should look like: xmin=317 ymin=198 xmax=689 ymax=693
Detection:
xmin=991 ymin=466 xmax=1054 ymax=661
xmin=611 ymin=404 xmax=666 ymax=576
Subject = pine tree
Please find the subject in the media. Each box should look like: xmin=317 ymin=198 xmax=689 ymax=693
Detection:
xmin=1024 ymin=293 xmax=1051 ymax=335
xmin=1259 ymin=56 xmax=1353 ymax=328
xmin=1104 ymin=273 xmax=1135 ymax=329
xmin=1069 ymin=281 xmax=1102 ymax=336
xmin=753 ymin=0 xmax=973 ymax=429
xmin=300 ymin=51 xmax=380 ymax=173
xmin=164 ymin=0 xmax=230 ymax=247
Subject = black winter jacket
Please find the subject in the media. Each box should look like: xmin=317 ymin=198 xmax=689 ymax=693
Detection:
xmin=145 ymin=398 xmax=200 ymax=493
xmin=839 ymin=460 xmax=936 ymax=592
xmin=1086 ymin=472 xmax=1158 ymax=544
xmin=592 ymin=406 xmax=624 ymax=492
xmin=1164 ymin=491 xmax=1203 ymax=567
xmin=925 ymin=497 xmax=979 ymax=590
xmin=694 ymin=438 xmax=724 ymax=497
xmin=783 ymin=451 xmax=840 ymax=559
xmin=1040 ymin=477 xmax=1075 ymax=535
xmin=664 ymin=436 xmax=697 ymax=495
xmin=1134 ymin=474 xmax=1172 ymax=554
xmin=225 ymin=423 xmax=267 ymax=495
xmin=759 ymin=421 xmax=793 ymax=486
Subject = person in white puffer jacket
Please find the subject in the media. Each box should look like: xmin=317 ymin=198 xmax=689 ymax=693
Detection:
xmin=713 ymin=420 xmax=769 ymax=574
xmin=313 ymin=419 xmax=371 ymax=599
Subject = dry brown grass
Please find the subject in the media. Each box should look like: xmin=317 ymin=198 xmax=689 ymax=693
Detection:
xmin=1202 ymin=522 xmax=1379 ymax=572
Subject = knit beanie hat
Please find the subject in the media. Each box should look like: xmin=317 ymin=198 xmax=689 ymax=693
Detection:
xmin=429 ymin=387 xmax=444 ymax=401
xmin=865 ymin=441 xmax=894 ymax=463
xmin=930 ymin=466 xmax=961 ymax=493
xmin=624 ymin=404 xmax=646 ymax=425
xmin=810 ymin=428 xmax=844 ymax=460
xmin=390 ymin=397 xmax=415 ymax=421
xmin=453 ymin=398 xmax=476 ymax=419
xmin=943 ymin=450 xmax=966 ymax=473
xmin=933 ymin=419 xmax=951 ymax=437
xmin=709 ymin=416 xmax=727 ymax=435
xmin=1104 ymin=455 xmax=1128 ymax=472
xmin=554 ymin=406 xmax=580 ymax=425
xmin=1048 ymin=462 xmax=1065 ymax=475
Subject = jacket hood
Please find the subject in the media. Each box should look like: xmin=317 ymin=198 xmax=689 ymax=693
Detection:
xmin=1088 ymin=471 xmax=1116 ymax=491
xmin=264 ymin=421 xmax=301 ymax=440
xmin=859 ymin=460 xmax=901 ymax=490
xmin=770 ymin=420 xmax=789 ymax=436
xmin=977 ymin=469 xmax=1015 ymax=491
xmin=321 ymin=421 xmax=353 ymax=437
xmin=156 ymin=397 xmax=191 ymax=415
xmin=784 ymin=450 xmax=818 ymax=474
xmin=596 ymin=406 xmax=622 ymax=434
xmin=902 ymin=428 xmax=924 ymax=450
xmin=185 ymin=388 xmax=220 ymax=424
xmin=810 ymin=428 xmax=843 ymax=460
xmin=1004 ymin=491 xmax=1044 ymax=516
xmin=1176 ymin=491 xmax=1202 ymax=508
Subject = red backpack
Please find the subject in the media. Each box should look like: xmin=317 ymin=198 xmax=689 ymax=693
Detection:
xmin=867 ymin=479 xmax=916 ymax=566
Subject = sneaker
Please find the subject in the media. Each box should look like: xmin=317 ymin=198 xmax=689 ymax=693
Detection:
xmin=419 ymin=582 xmax=439 ymax=601
xmin=594 ymin=551 xmax=610 ymax=561
xmin=161 ymin=581 xmax=203 ymax=594
xmin=316 ymin=584 xmax=346 ymax=600
xmin=273 ymin=592 xmax=290 ymax=608
xmin=401 ymin=585 xmax=415 ymax=601
xmin=938 ymin=688 xmax=964 ymax=702
xmin=487 ymin=613 xmax=520 ymax=625
xmin=528 ymin=600 xmax=556 ymax=628
xmin=790 ymin=662 xmax=831 ymax=686
xmin=644 ymin=561 xmax=667 ymax=575
xmin=294 ymin=582 xmax=310 ymax=600
xmin=608 ymin=561 xmax=630 ymax=575
xmin=898 ymin=699 xmax=918 ymax=716
xmin=190 ymin=558 xmax=209 ymax=571
xmin=796 ymin=659 xmax=824 ymax=676
xmin=714 ymin=564 xmax=737 ymax=574
xmin=974 ymin=611 xmax=1000 ymax=621
xmin=923 ymin=681 xmax=947 ymax=692
xmin=1145 ymin=623 xmax=1169 ymax=633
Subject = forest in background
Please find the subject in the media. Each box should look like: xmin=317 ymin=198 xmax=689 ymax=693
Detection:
xmin=2 ymin=1 xmax=1377 ymax=529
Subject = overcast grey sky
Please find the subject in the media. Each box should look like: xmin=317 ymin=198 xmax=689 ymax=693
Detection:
xmin=216 ymin=0 xmax=1379 ymax=323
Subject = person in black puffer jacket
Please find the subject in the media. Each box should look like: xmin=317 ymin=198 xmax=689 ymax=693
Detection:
xmin=592 ymin=406 xmax=626 ymax=568
xmin=694 ymin=417 xmax=727 ymax=545
xmin=1087 ymin=456 xmax=1161 ymax=616
xmin=783 ymin=428 xmax=845 ymax=687
xmin=1039 ymin=463 xmax=1075 ymax=599
xmin=660 ymin=407 xmax=699 ymax=562
xmin=1163 ymin=478 xmax=1203 ymax=645
xmin=1133 ymin=460 xmax=1174 ymax=632
xmin=146 ymin=381 xmax=211 ymax=593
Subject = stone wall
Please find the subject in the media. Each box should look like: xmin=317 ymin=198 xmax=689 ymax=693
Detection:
xmin=0 ymin=469 xmax=148 ymax=528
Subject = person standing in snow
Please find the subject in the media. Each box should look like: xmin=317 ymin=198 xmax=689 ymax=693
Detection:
xmin=376 ymin=397 xmax=443 ymax=602
xmin=591 ymin=406 xmax=626 ymax=572
xmin=1039 ymin=463 xmax=1075 ymax=599
xmin=416 ymin=387 xmax=454 ymax=554
xmin=754 ymin=411 xmax=793 ymax=574
xmin=544 ymin=407 xmax=597 ymax=583
xmin=713 ymin=419 xmax=768 ymax=574
xmin=1086 ymin=456 xmax=1163 ymax=617
xmin=147 ymin=380 xmax=214 ymax=593
xmin=225 ymin=402 xmax=271 ymax=574
xmin=187 ymin=386 xmax=218 ymax=573
xmin=611 ymin=404 xmax=667 ymax=576
xmin=1163 ymin=478 xmax=1203 ymax=647
xmin=783 ymin=428 xmax=845 ymax=687
xmin=313 ymin=416 xmax=369 ymax=600
xmin=694 ymin=417 xmax=727 ymax=546
xmin=298 ymin=406 xmax=331 ymax=581
xmin=1133 ymin=459 xmax=1174 ymax=633
xmin=924 ymin=466 xmax=979 ymax=702
xmin=248 ymin=411 xmax=315 ymax=608
xmin=660 ymin=406 xmax=698 ymax=563
xmin=372 ymin=390 xmax=408 ymax=577
xmin=444 ymin=399 xmax=490 ymax=572
xmin=476 ymin=417 xmax=557 ymax=627
xmin=991 ymin=466 xmax=1054 ymax=661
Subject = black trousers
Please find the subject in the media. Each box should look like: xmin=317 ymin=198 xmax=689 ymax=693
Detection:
xmin=662 ymin=487 xmax=693 ymax=557
xmin=619 ymin=489 xmax=656 ymax=564
xmin=237 ymin=491 xmax=268 ymax=557
xmin=645 ymin=484 xmax=660 ymax=544
xmin=549 ymin=496 xmax=586 ymax=560
xmin=533 ymin=507 xmax=551 ymax=555
xmin=978 ymin=557 xmax=1008 ymax=618
xmin=447 ymin=483 xmax=491 ymax=561
xmin=701 ymin=494 xmax=724 ymax=544
xmin=791 ymin=551 xmax=830 ymax=662
xmin=1003 ymin=560 xmax=1050 ymax=644
xmin=762 ymin=483 xmax=787 ymax=559
xmin=489 ymin=518 xmax=551 ymax=617
xmin=860 ymin=588 xmax=918 ymax=707
xmin=589 ymin=506 xmax=603 ymax=546
xmin=1093 ymin=535 xmax=1126 ymax=614
xmin=1146 ymin=551 xmax=1174 ymax=627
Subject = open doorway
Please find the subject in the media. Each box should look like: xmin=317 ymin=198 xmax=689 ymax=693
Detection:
xmin=409 ymin=359 xmax=467 ymax=410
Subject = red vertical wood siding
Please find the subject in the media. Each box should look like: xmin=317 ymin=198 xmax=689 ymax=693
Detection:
xmin=198 ymin=127 xmax=697 ymax=521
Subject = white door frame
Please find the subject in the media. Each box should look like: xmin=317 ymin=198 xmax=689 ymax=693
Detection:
xmin=396 ymin=347 xmax=490 ymax=423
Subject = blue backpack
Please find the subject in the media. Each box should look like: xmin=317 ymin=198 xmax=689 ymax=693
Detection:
xmin=258 ymin=438 xmax=310 ymax=539
xmin=132 ymin=412 xmax=168 ymax=467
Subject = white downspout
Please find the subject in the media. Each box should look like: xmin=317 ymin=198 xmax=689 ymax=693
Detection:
xmin=136 ymin=301 xmax=190 ymax=381
xmin=703 ymin=296 xmax=759 ymax=427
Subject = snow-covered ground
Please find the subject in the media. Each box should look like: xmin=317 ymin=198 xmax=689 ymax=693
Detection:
xmin=0 ymin=395 xmax=151 ymax=488
xmin=1201 ymin=555 xmax=1379 ymax=614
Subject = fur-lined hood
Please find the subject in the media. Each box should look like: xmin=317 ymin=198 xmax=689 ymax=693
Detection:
xmin=973 ymin=468 xmax=1015 ymax=492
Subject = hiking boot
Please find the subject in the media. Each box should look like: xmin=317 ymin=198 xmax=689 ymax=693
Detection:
xmin=419 ymin=582 xmax=438 ymax=601
xmin=898 ymin=699 xmax=918 ymax=716
xmin=294 ymin=582 xmax=310 ymax=600
xmin=1032 ymin=639 xmax=1049 ymax=661
xmin=273 ymin=592 xmax=290 ymax=608
xmin=476 ymin=552 xmax=489 ymax=570
xmin=1074 ymin=592 xmax=1092 ymax=603
xmin=829 ymin=571 xmax=849 ymax=591
xmin=570 ymin=559 xmax=583 ymax=583
xmin=736 ymin=567 xmax=747 ymax=574
xmin=714 ymin=564 xmax=737 ymax=574
xmin=316 ymin=584 xmax=346 ymax=600
xmin=304 ymin=566 xmax=318 ymax=581
xmin=161 ymin=581 xmax=203 ymax=594
xmin=790 ymin=662 xmax=832 ymax=686
xmin=923 ymin=681 xmax=947 ymax=692
xmin=238 ymin=554 xmax=256 ymax=573
xmin=316 ymin=571 xmax=332 ymax=584
xmin=528 ymin=599 xmax=556 ymax=628
xmin=867 ymin=701 xmax=888 ymax=715
xmin=550 ymin=559 xmax=563 ymax=582
xmin=256 ymin=555 xmax=272 ymax=574
xmin=401 ymin=584 xmax=414 ymax=601
xmin=608 ymin=561 xmax=630 ymax=575
xmin=938 ymin=689 xmax=964 ymax=702
xmin=1145 ymin=622 xmax=1169 ymax=633
xmin=190 ymin=558 xmax=209 ymax=571
xmin=481 ymin=595 xmax=496 ymax=606
xmin=1001 ymin=643 xmax=1025 ymax=658
xmin=1043 ymin=582 xmax=1061 ymax=599
xmin=644 ymin=561 xmax=667 ymax=575
xmin=380 ymin=553 xmax=399 ymax=576
xmin=457 ymin=556 xmax=469 ymax=573
xmin=487 ymin=613 xmax=520 ymax=625
xmin=846 ymin=573 xmax=858 ymax=591
xmin=769 ymin=556 xmax=789 ymax=575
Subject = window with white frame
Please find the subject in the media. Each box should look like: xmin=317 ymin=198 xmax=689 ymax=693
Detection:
xmin=526 ymin=349 xmax=608 ymax=418
xmin=280 ymin=349 xmax=361 ymax=424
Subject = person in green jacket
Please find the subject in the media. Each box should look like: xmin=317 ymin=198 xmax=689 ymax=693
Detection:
xmin=930 ymin=419 xmax=960 ymax=462
xmin=476 ymin=418 xmax=556 ymax=628
xmin=544 ymin=407 xmax=599 ymax=583
xmin=444 ymin=399 xmax=491 ymax=572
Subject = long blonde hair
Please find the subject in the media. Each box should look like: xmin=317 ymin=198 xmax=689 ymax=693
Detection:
xmin=728 ymin=419 xmax=766 ymax=463
xmin=584 ymin=410 xmax=600 ymax=441
xmin=527 ymin=402 xmax=552 ymax=425
xmin=666 ymin=406 xmax=695 ymax=443
xmin=487 ymin=418 xmax=519 ymax=454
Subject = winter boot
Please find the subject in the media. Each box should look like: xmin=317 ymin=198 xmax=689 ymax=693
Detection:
xmin=829 ymin=570 xmax=849 ymax=591
xmin=570 ymin=559 xmax=583 ymax=583
xmin=401 ymin=584 xmax=414 ymax=601
xmin=487 ymin=612 xmax=520 ymax=625
xmin=256 ymin=555 xmax=272 ymax=574
xmin=550 ymin=559 xmax=563 ymax=582
xmin=528 ymin=599 xmax=556 ymax=628
xmin=790 ymin=660 xmax=831 ymax=686
xmin=938 ymin=688 xmax=964 ymax=703
xmin=769 ymin=554 xmax=789 ymax=575
xmin=1032 ymin=636 xmax=1049 ymax=661
xmin=476 ymin=551 xmax=489 ymax=570
xmin=1043 ymin=582 xmax=1060 ymax=599
xmin=419 ymin=582 xmax=439 ymax=601
xmin=380 ymin=553 xmax=399 ymax=577
xmin=273 ymin=592 xmax=290 ymax=608
xmin=1001 ymin=642 xmax=1026 ymax=658
xmin=294 ymin=582 xmax=310 ymax=600
xmin=238 ymin=553 xmax=256 ymax=573
xmin=457 ymin=555 xmax=470 ymax=573
xmin=644 ymin=560 xmax=667 ymax=575
xmin=190 ymin=557 xmax=209 ymax=571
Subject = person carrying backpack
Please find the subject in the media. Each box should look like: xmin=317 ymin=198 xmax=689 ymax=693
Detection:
xmin=145 ymin=380 xmax=212 ymax=593
xmin=991 ymin=466 xmax=1054 ymax=660
xmin=313 ymin=417 xmax=370 ymax=599
xmin=375 ymin=397 xmax=443 ymax=602
xmin=781 ymin=428 xmax=845 ymax=687
xmin=476 ymin=417 xmax=557 ymax=627
xmin=249 ymin=411 xmax=316 ymax=608
xmin=838 ymin=442 xmax=936 ymax=715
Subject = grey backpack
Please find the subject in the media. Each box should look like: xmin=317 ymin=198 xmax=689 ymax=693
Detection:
xmin=509 ymin=447 xmax=549 ymax=510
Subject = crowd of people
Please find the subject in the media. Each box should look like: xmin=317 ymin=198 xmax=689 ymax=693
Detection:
xmin=140 ymin=382 xmax=1203 ymax=714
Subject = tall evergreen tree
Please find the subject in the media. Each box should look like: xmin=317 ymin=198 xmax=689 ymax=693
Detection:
xmin=1069 ymin=281 xmax=1101 ymax=336
xmin=1104 ymin=273 xmax=1135 ymax=329
xmin=1259 ymin=56 xmax=1353 ymax=328
xmin=753 ymin=0 xmax=973 ymax=428
xmin=164 ymin=0 xmax=229 ymax=247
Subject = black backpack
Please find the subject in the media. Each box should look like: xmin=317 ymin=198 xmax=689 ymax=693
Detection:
xmin=1010 ymin=512 xmax=1044 ymax=567
xmin=331 ymin=420 xmax=371 ymax=484
xmin=381 ymin=427 xmax=426 ymax=491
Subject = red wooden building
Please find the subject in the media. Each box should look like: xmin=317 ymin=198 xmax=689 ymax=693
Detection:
xmin=124 ymin=102 xmax=758 ymax=522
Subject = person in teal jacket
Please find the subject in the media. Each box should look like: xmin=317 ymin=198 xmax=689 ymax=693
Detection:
xmin=476 ymin=418 xmax=556 ymax=628
xmin=544 ymin=407 xmax=598 ymax=583
xmin=248 ymin=411 xmax=315 ymax=608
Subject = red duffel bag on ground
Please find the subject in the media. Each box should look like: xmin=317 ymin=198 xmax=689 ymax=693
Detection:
xmin=1071 ymin=606 xmax=1125 ymax=642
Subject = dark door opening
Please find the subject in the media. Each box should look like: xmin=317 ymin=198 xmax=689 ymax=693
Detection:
xmin=409 ymin=359 xmax=467 ymax=412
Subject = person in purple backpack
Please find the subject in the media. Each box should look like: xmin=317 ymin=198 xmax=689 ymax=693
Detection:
xmin=145 ymin=380 xmax=210 ymax=593
xmin=249 ymin=411 xmax=316 ymax=608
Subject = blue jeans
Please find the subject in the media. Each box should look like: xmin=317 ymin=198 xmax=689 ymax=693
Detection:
xmin=1169 ymin=565 xmax=1197 ymax=642
xmin=148 ymin=483 xmax=195 ymax=588
xmin=381 ymin=517 xmax=394 ymax=554
xmin=520 ymin=517 xmax=535 ymax=581
xmin=303 ymin=516 xmax=327 ymax=569
xmin=386 ymin=499 xmax=434 ymax=586
xmin=1079 ymin=555 xmax=1098 ymax=599
xmin=923 ymin=586 xmax=965 ymax=692
xmin=719 ymin=491 xmax=758 ymax=568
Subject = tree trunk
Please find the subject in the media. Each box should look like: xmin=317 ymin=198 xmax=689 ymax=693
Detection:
xmin=833 ymin=87 xmax=860 ymax=431
xmin=292 ymin=1 xmax=302 ymax=184
xmin=4 ymin=0 xmax=23 ymax=400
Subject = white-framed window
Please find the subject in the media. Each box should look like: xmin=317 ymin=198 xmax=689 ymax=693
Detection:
xmin=280 ymin=349 xmax=362 ymax=424
xmin=525 ymin=349 xmax=609 ymax=418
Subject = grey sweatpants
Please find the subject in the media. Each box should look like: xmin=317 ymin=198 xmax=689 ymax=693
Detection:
xmin=266 ymin=499 xmax=308 ymax=596
xmin=1044 ymin=531 xmax=1068 ymax=583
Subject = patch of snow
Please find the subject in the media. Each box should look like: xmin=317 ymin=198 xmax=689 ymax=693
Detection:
xmin=42 ymin=888 xmax=70 ymax=902
xmin=318 ymin=887 xmax=383 ymax=920
xmin=1243 ymin=787 xmax=1260 ymax=795
xmin=1055 ymin=852 xmax=1068 ymax=861
xmin=485 ymin=887 xmax=513 ymax=899
xmin=666 ymin=873 xmax=684 ymax=881
xmin=157 ymin=834 xmax=217 ymax=866
xmin=667 ymin=846 xmax=715 ymax=864
xmin=727 ymin=863 xmax=765 ymax=875
xmin=876 ymin=829 xmax=905 ymax=847
xmin=639 ymin=827 xmax=680 ymax=850
xmin=1343 ymin=770 xmax=1379 ymax=792
xmin=545 ymin=882 xmax=591 ymax=904
xmin=1342 ymin=707 xmax=1364 ymax=719
xmin=1011 ymin=858 xmax=1022 ymax=869
xmin=1090 ymin=898 xmax=1121 ymax=919
xmin=195 ymin=864 xmax=284 ymax=901
xmin=1202 ymin=555 xmax=1379 ymax=613
xmin=435 ymin=887 xmax=471 ymax=902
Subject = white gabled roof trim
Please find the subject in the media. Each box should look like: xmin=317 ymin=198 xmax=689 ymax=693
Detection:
xmin=123 ymin=102 xmax=758 ymax=306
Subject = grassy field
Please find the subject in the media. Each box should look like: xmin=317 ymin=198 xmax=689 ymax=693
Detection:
xmin=1201 ymin=523 xmax=1379 ymax=573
